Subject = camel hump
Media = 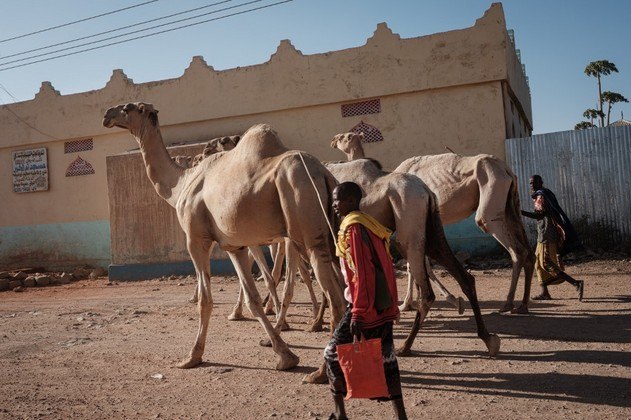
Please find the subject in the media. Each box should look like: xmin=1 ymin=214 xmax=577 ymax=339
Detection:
xmin=236 ymin=123 xmax=288 ymax=158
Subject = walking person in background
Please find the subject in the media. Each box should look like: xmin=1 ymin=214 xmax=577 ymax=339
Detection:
xmin=324 ymin=181 xmax=407 ymax=420
xmin=522 ymin=175 xmax=584 ymax=301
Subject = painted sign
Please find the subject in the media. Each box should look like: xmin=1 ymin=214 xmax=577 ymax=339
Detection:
xmin=12 ymin=147 xmax=49 ymax=193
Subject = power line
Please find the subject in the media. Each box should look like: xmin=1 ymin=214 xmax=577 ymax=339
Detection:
xmin=0 ymin=0 xmax=293 ymax=72
xmin=1 ymin=0 xmax=256 ymax=67
xmin=0 ymin=83 xmax=60 ymax=139
xmin=0 ymin=0 xmax=235 ymax=61
xmin=0 ymin=0 xmax=159 ymax=43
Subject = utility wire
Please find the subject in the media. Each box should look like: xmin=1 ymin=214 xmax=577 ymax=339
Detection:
xmin=0 ymin=0 xmax=159 ymax=43
xmin=1 ymin=0 xmax=255 ymax=66
xmin=0 ymin=0 xmax=234 ymax=60
xmin=0 ymin=83 xmax=60 ymax=139
xmin=0 ymin=0 xmax=293 ymax=72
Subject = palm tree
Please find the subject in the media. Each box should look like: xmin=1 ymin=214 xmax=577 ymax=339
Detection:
xmin=601 ymin=91 xmax=629 ymax=125
xmin=575 ymin=121 xmax=596 ymax=130
xmin=584 ymin=60 xmax=619 ymax=127
xmin=582 ymin=108 xmax=605 ymax=126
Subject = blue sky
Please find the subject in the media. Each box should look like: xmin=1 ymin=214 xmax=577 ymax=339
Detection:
xmin=1 ymin=0 xmax=629 ymax=134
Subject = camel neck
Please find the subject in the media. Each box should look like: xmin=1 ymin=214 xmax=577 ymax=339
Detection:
xmin=133 ymin=122 xmax=185 ymax=208
xmin=348 ymin=145 xmax=365 ymax=161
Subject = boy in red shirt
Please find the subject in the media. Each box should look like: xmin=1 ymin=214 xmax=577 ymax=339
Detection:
xmin=324 ymin=181 xmax=407 ymax=420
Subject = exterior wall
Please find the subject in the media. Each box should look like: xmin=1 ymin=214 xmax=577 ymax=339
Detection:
xmin=506 ymin=125 xmax=631 ymax=251
xmin=0 ymin=3 xmax=531 ymax=271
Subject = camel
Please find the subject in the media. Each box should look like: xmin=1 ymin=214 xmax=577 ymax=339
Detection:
xmin=327 ymin=133 xmax=500 ymax=357
xmin=102 ymin=102 xmax=347 ymax=377
xmin=187 ymin=138 xmax=324 ymax=331
xmin=334 ymin=132 xmax=534 ymax=314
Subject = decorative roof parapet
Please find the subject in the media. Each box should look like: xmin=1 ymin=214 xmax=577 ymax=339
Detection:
xmin=105 ymin=69 xmax=134 ymax=90
xmin=182 ymin=55 xmax=214 ymax=78
xmin=475 ymin=2 xmax=506 ymax=26
xmin=269 ymin=39 xmax=303 ymax=62
xmin=34 ymin=81 xmax=60 ymax=100
xmin=366 ymin=22 xmax=400 ymax=47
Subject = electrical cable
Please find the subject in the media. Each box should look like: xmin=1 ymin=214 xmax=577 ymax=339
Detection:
xmin=0 ymin=0 xmax=293 ymax=72
xmin=0 ymin=0 xmax=235 ymax=60
xmin=0 ymin=83 xmax=60 ymax=139
xmin=0 ymin=0 xmax=256 ymax=66
xmin=0 ymin=0 xmax=159 ymax=43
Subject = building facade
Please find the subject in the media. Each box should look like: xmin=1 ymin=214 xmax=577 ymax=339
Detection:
xmin=0 ymin=3 xmax=531 ymax=273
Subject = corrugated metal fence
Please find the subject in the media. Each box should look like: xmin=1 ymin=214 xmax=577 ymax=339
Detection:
xmin=505 ymin=125 xmax=631 ymax=251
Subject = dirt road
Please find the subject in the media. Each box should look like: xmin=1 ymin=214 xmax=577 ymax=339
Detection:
xmin=1 ymin=258 xmax=629 ymax=419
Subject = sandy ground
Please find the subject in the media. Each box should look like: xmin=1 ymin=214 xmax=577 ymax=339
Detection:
xmin=0 ymin=258 xmax=630 ymax=419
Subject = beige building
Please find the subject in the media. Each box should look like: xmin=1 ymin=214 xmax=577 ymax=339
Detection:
xmin=0 ymin=3 xmax=531 ymax=274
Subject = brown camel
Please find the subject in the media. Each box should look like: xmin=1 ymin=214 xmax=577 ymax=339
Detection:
xmin=102 ymin=103 xmax=346 ymax=377
xmin=328 ymin=133 xmax=500 ymax=357
xmin=334 ymin=132 xmax=534 ymax=313
xmin=189 ymin=138 xmax=323 ymax=331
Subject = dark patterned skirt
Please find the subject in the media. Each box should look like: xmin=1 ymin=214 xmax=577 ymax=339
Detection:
xmin=323 ymin=307 xmax=402 ymax=400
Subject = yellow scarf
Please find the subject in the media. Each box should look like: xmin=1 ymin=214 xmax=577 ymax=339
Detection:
xmin=336 ymin=211 xmax=393 ymax=270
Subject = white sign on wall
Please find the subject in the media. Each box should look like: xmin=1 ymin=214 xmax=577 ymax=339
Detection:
xmin=12 ymin=147 xmax=49 ymax=193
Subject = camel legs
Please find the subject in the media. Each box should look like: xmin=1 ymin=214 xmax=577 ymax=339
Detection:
xmin=396 ymin=245 xmax=437 ymax=357
xmin=301 ymin=247 xmax=346 ymax=385
xmin=228 ymin=246 xmax=280 ymax=320
xmin=474 ymin=170 xmax=534 ymax=314
xmin=178 ymin=240 xmax=214 ymax=369
xmin=264 ymin=242 xmax=285 ymax=315
xmin=484 ymin=221 xmax=534 ymax=314
xmin=228 ymin=248 xmax=299 ymax=370
xmin=273 ymin=242 xmax=299 ymax=332
xmin=298 ymin=259 xmax=320 ymax=319
xmin=399 ymin=258 xmax=465 ymax=313
xmin=426 ymin=258 xmax=466 ymax=315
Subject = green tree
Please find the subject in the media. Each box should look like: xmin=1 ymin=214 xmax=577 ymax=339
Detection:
xmin=575 ymin=121 xmax=596 ymax=130
xmin=584 ymin=60 xmax=619 ymax=127
xmin=601 ymin=91 xmax=629 ymax=125
xmin=582 ymin=108 xmax=604 ymax=126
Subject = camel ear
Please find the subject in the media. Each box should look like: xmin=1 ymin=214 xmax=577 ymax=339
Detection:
xmin=355 ymin=132 xmax=365 ymax=141
xmin=233 ymin=135 xmax=240 ymax=143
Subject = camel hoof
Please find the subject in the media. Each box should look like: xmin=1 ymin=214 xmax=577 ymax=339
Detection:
xmin=511 ymin=305 xmax=529 ymax=315
xmin=498 ymin=302 xmax=514 ymax=313
xmin=302 ymin=370 xmax=328 ymax=384
xmin=177 ymin=357 xmax=203 ymax=369
xmin=276 ymin=352 xmax=300 ymax=371
xmin=227 ymin=311 xmax=245 ymax=321
xmin=457 ymin=297 xmax=466 ymax=315
xmin=259 ymin=338 xmax=272 ymax=348
xmin=485 ymin=334 xmax=501 ymax=357
xmin=188 ymin=296 xmax=198 ymax=304
xmin=396 ymin=347 xmax=413 ymax=357
xmin=398 ymin=302 xmax=416 ymax=312
xmin=307 ymin=321 xmax=324 ymax=332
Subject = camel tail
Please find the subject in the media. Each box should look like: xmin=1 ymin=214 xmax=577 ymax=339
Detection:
xmin=425 ymin=190 xmax=473 ymax=284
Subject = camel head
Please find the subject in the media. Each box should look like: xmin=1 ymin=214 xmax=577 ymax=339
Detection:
xmin=102 ymin=102 xmax=159 ymax=131
xmin=202 ymin=135 xmax=241 ymax=157
xmin=330 ymin=132 xmax=364 ymax=154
